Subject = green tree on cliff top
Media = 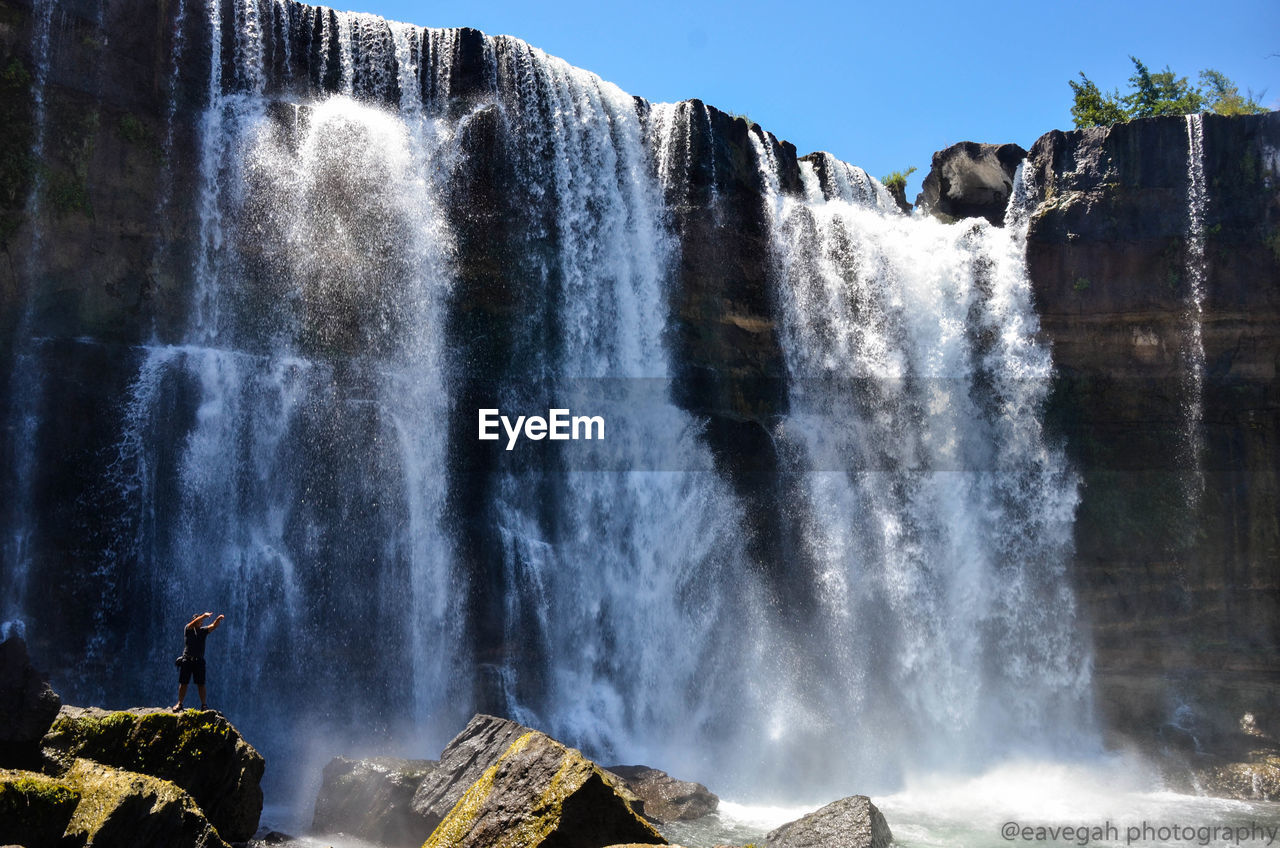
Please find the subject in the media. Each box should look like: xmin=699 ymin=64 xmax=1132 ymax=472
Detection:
xmin=1069 ymin=56 xmax=1267 ymax=128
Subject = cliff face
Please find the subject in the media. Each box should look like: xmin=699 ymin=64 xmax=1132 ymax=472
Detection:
xmin=0 ymin=0 xmax=1277 ymax=776
xmin=1025 ymin=112 xmax=1280 ymax=753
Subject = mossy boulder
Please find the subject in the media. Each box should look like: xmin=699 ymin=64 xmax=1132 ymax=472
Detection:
xmin=0 ymin=768 xmax=80 ymax=847
xmin=312 ymin=756 xmax=438 ymax=847
xmin=42 ymin=706 xmax=263 ymax=842
xmin=411 ymin=714 xmax=532 ymax=831
xmin=60 ymin=757 xmax=230 ymax=848
xmin=422 ymin=728 xmax=665 ymax=848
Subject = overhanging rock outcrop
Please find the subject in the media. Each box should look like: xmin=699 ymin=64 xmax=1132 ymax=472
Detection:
xmin=916 ymin=140 xmax=1027 ymax=225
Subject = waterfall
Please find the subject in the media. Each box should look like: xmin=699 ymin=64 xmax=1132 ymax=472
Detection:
xmin=479 ymin=38 xmax=750 ymax=772
xmin=108 ymin=2 xmax=466 ymax=741
xmin=1181 ymin=113 xmax=1208 ymax=504
xmin=750 ymin=138 xmax=1094 ymax=784
xmin=2 ymin=0 xmax=59 ymax=632
xmin=4 ymin=0 xmax=1098 ymax=803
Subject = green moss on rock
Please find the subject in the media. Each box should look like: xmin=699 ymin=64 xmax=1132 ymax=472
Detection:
xmin=43 ymin=706 xmax=264 ymax=842
xmin=422 ymin=730 xmax=664 ymax=848
xmin=0 ymin=768 xmax=80 ymax=847
xmin=0 ymin=55 xmax=34 ymax=242
xmin=61 ymin=757 xmax=231 ymax=848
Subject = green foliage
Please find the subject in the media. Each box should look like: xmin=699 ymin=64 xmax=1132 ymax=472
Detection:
xmin=47 ymin=169 xmax=92 ymax=217
xmin=117 ymin=113 xmax=147 ymax=144
xmin=1199 ymin=69 xmax=1269 ymax=116
xmin=880 ymin=166 xmax=917 ymax=192
xmin=0 ymin=771 xmax=80 ymax=847
xmin=1122 ymin=57 xmax=1203 ymax=118
xmin=1266 ymin=226 xmax=1280 ymax=263
xmin=1068 ymin=74 xmax=1127 ymax=129
xmin=1069 ymin=57 xmax=1267 ymax=128
xmin=1073 ymin=277 xmax=1091 ymax=292
xmin=0 ymin=56 xmax=34 ymax=240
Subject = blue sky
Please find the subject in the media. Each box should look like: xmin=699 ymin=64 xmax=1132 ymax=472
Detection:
xmin=343 ymin=0 xmax=1277 ymax=199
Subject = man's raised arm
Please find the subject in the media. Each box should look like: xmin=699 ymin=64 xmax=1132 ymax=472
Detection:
xmin=184 ymin=612 xmax=211 ymax=630
xmin=204 ymin=614 xmax=225 ymax=632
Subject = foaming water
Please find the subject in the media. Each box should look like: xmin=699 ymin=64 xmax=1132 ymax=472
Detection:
xmin=878 ymin=760 xmax=1280 ymax=848
xmin=665 ymin=761 xmax=1280 ymax=848
xmin=745 ymin=139 xmax=1092 ymax=786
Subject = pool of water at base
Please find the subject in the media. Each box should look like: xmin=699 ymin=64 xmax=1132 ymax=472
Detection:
xmin=660 ymin=759 xmax=1280 ymax=848
xmin=257 ymin=756 xmax=1279 ymax=848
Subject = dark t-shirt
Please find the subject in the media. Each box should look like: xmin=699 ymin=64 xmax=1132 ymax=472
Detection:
xmin=183 ymin=625 xmax=210 ymax=660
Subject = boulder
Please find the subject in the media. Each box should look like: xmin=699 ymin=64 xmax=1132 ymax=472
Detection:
xmin=248 ymin=832 xmax=304 ymax=847
xmin=423 ymin=727 xmax=665 ymax=848
xmin=411 ymin=713 xmax=534 ymax=830
xmin=0 ymin=768 xmax=80 ymax=848
xmin=0 ymin=636 xmax=62 ymax=768
xmin=311 ymin=756 xmax=437 ymax=846
xmin=59 ymin=758 xmax=231 ymax=848
xmin=605 ymin=765 xmax=718 ymax=822
xmin=1191 ymin=751 xmax=1280 ymax=801
xmin=42 ymin=706 xmax=264 ymax=842
xmin=915 ymin=141 xmax=1026 ymax=226
xmin=766 ymin=794 xmax=892 ymax=848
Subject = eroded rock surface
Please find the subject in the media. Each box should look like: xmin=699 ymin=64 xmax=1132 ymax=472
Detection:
xmin=312 ymin=755 xmax=436 ymax=846
xmin=42 ymin=706 xmax=264 ymax=842
xmin=765 ymin=794 xmax=892 ymax=848
xmin=0 ymin=767 xmax=79 ymax=848
xmin=915 ymin=140 xmax=1026 ymax=225
xmin=605 ymin=765 xmax=718 ymax=822
xmin=423 ymin=725 xmax=664 ymax=848
xmin=1025 ymin=111 xmax=1280 ymax=757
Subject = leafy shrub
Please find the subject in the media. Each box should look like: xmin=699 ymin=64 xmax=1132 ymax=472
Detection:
xmin=1069 ymin=57 xmax=1266 ymax=128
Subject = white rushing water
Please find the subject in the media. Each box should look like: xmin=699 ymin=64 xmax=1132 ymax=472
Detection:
xmin=482 ymin=38 xmax=750 ymax=773
xmin=743 ymin=137 xmax=1093 ymax=787
xmin=112 ymin=1 xmax=465 ymax=739
xmin=11 ymin=0 xmax=1109 ymax=810
xmin=663 ymin=759 xmax=1280 ymax=848
xmin=1181 ymin=113 xmax=1209 ymax=505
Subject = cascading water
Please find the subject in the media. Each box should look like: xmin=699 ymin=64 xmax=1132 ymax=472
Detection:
xmin=1 ymin=0 xmax=57 ymax=635
xmin=749 ymin=139 xmax=1094 ymax=785
xmin=1181 ymin=113 xmax=1209 ymax=503
xmin=107 ymin=0 xmax=467 ymax=748
xmin=471 ymin=42 xmax=755 ymax=776
xmin=5 ymin=0 xmax=1102 ymax=813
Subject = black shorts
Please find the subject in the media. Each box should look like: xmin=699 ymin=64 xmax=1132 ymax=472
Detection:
xmin=178 ymin=658 xmax=206 ymax=686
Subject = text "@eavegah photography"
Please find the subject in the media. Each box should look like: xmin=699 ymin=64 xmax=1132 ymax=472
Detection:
xmin=1002 ymin=820 xmax=1279 ymax=846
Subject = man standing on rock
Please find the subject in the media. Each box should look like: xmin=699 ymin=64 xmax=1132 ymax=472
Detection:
xmin=172 ymin=611 xmax=224 ymax=711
